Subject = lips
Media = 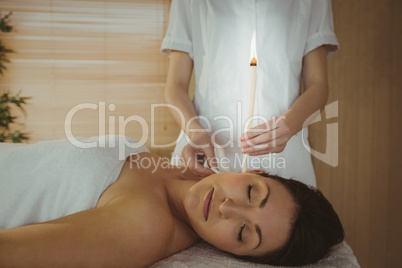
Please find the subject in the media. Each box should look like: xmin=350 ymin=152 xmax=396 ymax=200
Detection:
xmin=203 ymin=188 xmax=214 ymax=221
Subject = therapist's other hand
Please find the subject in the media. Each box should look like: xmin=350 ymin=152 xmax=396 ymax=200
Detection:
xmin=181 ymin=132 xmax=218 ymax=177
xmin=240 ymin=116 xmax=291 ymax=156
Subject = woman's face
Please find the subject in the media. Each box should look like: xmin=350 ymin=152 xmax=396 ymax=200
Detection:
xmin=184 ymin=172 xmax=296 ymax=257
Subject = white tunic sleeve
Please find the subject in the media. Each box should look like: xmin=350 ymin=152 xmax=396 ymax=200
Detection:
xmin=304 ymin=0 xmax=339 ymax=56
xmin=160 ymin=0 xmax=193 ymax=58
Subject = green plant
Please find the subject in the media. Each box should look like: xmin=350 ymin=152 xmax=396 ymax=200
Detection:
xmin=0 ymin=91 xmax=30 ymax=142
xmin=0 ymin=12 xmax=13 ymax=75
xmin=0 ymin=12 xmax=30 ymax=143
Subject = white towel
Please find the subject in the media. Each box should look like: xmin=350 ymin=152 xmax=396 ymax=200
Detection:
xmin=151 ymin=240 xmax=360 ymax=268
xmin=0 ymin=135 xmax=148 ymax=230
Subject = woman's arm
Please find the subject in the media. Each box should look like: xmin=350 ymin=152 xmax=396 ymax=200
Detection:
xmin=241 ymin=45 xmax=329 ymax=155
xmin=0 ymin=200 xmax=174 ymax=267
xmin=164 ymin=51 xmax=196 ymax=134
xmin=164 ymin=51 xmax=217 ymax=175
xmin=283 ymin=45 xmax=329 ymax=136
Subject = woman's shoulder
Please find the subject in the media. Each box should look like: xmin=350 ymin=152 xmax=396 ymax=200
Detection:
xmin=110 ymin=196 xmax=198 ymax=261
xmin=92 ymin=196 xmax=177 ymax=265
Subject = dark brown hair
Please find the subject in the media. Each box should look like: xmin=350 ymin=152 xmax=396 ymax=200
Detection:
xmin=236 ymin=174 xmax=344 ymax=266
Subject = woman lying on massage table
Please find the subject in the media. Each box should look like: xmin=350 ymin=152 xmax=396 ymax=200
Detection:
xmin=0 ymin=136 xmax=344 ymax=267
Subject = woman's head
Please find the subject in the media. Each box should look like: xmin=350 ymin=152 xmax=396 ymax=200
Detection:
xmin=184 ymin=171 xmax=296 ymax=257
xmin=183 ymin=171 xmax=344 ymax=266
xmin=238 ymin=173 xmax=345 ymax=266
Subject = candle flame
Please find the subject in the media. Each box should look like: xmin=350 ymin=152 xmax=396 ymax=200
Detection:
xmin=250 ymin=30 xmax=257 ymax=64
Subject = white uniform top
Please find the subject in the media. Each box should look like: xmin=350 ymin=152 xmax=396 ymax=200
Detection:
xmin=161 ymin=0 xmax=339 ymax=186
xmin=0 ymin=136 xmax=148 ymax=230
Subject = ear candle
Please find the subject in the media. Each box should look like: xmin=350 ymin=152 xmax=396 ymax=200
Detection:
xmin=241 ymin=57 xmax=257 ymax=173
xmin=242 ymin=31 xmax=257 ymax=173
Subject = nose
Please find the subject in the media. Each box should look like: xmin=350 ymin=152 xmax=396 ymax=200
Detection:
xmin=219 ymin=198 xmax=247 ymax=219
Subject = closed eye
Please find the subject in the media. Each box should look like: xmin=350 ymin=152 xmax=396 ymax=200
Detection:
xmin=248 ymin=185 xmax=253 ymax=200
xmin=237 ymin=224 xmax=246 ymax=242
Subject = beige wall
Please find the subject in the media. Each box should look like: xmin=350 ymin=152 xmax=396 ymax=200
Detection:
xmin=1 ymin=0 xmax=401 ymax=267
xmin=0 ymin=0 xmax=179 ymax=156
xmin=309 ymin=0 xmax=402 ymax=267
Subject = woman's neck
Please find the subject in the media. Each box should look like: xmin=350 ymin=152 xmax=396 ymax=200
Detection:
xmin=163 ymin=167 xmax=200 ymax=226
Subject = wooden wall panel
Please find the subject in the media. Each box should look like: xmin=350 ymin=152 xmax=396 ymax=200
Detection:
xmin=309 ymin=0 xmax=402 ymax=267
xmin=386 ymin=2 xmax=402 ymax=267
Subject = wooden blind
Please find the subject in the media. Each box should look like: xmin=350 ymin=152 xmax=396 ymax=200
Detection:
xmin=0 ymin=0 xmax=179 ymax=154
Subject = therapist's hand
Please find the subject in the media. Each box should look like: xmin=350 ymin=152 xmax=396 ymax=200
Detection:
xmin=240 ymin=116 xmax=291 ymax=156
xmin=181 ymin=132 xmax=218 ymax=177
